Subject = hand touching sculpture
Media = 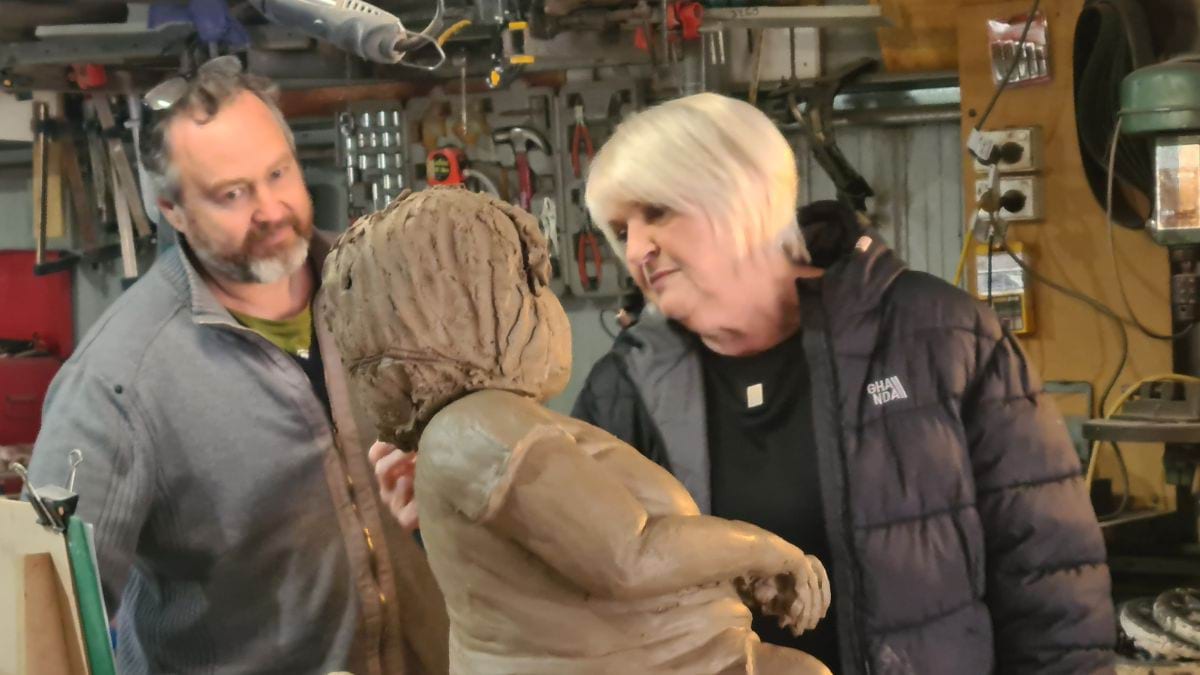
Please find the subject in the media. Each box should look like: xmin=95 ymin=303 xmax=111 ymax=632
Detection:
xmin=369 ymin=441 xmax=419 ymax=530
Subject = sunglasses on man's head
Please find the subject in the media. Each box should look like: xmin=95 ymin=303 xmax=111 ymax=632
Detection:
xmin=142 ymin=54 xmax=243 ymax=112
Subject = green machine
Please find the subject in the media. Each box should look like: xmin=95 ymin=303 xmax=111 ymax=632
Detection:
xmin=1122 ymin=61 xmax=1200 ymax=246
xmin=1080 ymin=62 xmax=1200 ymax=445
xmin=1080 ymin=60 xmax=1200 ymax=668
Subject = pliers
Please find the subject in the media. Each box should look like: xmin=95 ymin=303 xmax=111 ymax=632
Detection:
xmin=538 ymin=196 xmax=561 ymax=278
xmin=576 ymin=215 xmax=603 ymax=291
xmin=570 ymin=100 xmax=594 ymax=179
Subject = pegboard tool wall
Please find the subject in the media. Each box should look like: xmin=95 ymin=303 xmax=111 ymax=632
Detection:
xmin=345 ymin=78 xmax=644 ymax=301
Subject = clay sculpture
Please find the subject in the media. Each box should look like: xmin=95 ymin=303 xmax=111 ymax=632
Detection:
xmin=321 ymin=186 xmax=832 ymax=674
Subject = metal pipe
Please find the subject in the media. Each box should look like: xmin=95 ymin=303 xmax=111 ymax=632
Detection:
xmin=778 ymin=105 xmax=961 ymax=130
xmin=681 ymin=42 xmax=703 ymax=95
xmin=33 ymin=101 xmax=49 ymax=268
xmin=660 ymin=0 xmax=669 ymax=70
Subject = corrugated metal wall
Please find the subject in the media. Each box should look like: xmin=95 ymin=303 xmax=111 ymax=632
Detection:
xmin=795 ymin=121 xmax=965 ymax=282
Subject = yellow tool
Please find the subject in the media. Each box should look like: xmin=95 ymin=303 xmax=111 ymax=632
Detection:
xmin=487 ymin=22 xmax=535 ymax=89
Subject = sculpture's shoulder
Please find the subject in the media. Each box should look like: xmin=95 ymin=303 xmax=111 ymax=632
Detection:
xmin=418 ymin=390 xmax=568 ymax=522
xmin=422 ymin=390 xmax=552 ymax=456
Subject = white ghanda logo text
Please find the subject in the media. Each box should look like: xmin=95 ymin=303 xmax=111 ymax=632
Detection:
xmin=867 ymin=375 xmax=908 ymax=406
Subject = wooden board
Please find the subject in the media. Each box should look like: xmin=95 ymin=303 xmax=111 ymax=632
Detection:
xmin=275 ymin=73 xmax=567 ymax=119
xmin=958 ymin=0 xmax=1174 ymax=508
xmin=873 ymin=0 xmax=1006 ymax=73
xmin=24 ymin=553 xmax=80 ymax=675
xmin=31 ymin=91 xmax=64 ymax=240
xmin=0 ymin=499 xmax=88 ymax=675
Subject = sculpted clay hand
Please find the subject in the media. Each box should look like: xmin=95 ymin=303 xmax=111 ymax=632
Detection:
xmin=736 ymin=554 xmax=830 ymax=639
xmin=321 ymin=187 xmax=834 ymax=675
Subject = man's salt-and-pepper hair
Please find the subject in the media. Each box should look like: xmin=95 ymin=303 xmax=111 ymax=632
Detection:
xmin=139 ymin=68 xmax=295 ymax=203
xmin=585 ymin=93 xmax=809 ymax=264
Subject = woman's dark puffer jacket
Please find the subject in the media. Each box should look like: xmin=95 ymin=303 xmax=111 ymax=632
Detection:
xmin=572 ymin=234 xmax=1115 ymax=674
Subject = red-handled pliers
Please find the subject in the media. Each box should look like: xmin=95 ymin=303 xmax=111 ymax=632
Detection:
xmin=571 ymin=101 xmax=594 ymax=179
xmin=576 ymin=217 xmax=603 ymax=291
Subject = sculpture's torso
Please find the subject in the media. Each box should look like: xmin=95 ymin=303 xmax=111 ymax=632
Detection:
xmin=417 ymin=391 xmax=756 ymax=675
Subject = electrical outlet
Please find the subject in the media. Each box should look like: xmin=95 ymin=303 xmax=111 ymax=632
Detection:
xmin=972 ymin=126 xmax=1042 ymax=174
xmin=974 ymin=175 xmax=1043 ymax=222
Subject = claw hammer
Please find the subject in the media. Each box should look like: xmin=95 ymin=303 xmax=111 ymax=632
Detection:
xmin=491 ymin=126 xmax=549 ymax=212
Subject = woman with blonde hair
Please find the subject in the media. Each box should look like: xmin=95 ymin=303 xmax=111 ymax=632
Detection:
xmin=572 ymin=93 xmax=1115 ymax=674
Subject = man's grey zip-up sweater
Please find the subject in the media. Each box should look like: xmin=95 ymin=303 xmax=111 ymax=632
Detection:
xmin=28 ymin=238 xmax=448 ymax=675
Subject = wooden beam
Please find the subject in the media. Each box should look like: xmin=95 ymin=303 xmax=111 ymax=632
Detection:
xmin=31 ymin=92 xmax=64 ymax=241
xmin=277 ymin=73 xmax=568 ymax=119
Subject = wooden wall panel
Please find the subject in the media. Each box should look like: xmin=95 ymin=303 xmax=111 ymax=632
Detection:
xmin=957 ymin=0 xmax=1174 ymax=507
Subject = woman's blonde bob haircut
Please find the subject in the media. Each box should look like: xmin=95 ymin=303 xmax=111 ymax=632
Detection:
xmin=585 ymin=92 xmax=808 ymax=263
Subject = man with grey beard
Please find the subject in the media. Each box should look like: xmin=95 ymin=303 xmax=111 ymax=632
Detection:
xmin=26 ymin=57 xmax=448 ymax=675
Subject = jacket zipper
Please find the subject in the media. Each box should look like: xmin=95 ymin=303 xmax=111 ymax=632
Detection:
xmin=202 ymin=318 xmax=392 ymax=671
xmin=804 ymin=324 xmax=872 ymax=675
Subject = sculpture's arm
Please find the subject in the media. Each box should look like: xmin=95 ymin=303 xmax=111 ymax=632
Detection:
xmin=499 ymin=427 xmax=816 ymax=601
xmin=419 ymin=396 xmax=825 ymax=627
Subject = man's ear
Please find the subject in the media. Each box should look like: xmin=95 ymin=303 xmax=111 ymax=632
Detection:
xmin=157 ymin=198 xmax=188 ymax=234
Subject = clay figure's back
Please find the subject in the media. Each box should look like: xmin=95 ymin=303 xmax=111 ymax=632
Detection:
xmin=415 ymin=390 xmax=757 ymax=675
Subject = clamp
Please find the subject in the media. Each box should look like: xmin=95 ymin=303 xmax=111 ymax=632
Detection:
xmin=488 ymin=21 xmax=535 ymax=89
xmin=9 ymin=449 xmax=84 ymax=533
xmin=634 ymin=0 xmax=703 ymax=52
xmin=673 ymin=1 xmax=703 ymax=41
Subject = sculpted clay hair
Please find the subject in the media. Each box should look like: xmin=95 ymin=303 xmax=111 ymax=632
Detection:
xmin=320 ymin=186 xmax=572 ymax=446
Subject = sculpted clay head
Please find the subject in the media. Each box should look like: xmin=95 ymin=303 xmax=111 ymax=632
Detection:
xmin=321 ymin=186 xmax=572 ymax=446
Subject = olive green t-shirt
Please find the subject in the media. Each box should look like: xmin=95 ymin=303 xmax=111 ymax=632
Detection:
xmin=229 ymin=305 xmax=313 ymax=358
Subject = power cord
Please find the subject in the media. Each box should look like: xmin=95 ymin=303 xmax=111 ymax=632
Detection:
xmin=997 ymin=241 xmax=1129 ymax=415
xmin=599 ymin=309 xmax=619 ymax=339
xmin=987 ymin=236 xmax=994 ymax=303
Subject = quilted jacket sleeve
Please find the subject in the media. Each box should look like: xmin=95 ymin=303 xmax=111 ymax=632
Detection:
xmin=962 ymin=321 xmax=1115 ymax=674
xmin=571 ymin=348 xmax=673 ymax=471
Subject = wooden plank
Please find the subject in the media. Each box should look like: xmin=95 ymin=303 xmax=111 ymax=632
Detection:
xmin=111 ymin=158 xmax=139 ymax=280
xmin=957 ymin=0 xmax=1173 ymax=508
xmin=872 ymin=0 xmax=1005 ymax=73
xmin=31 ymin=92 xmax=64 ymax=241
xmin=275 ymin=73 xmax=568 ymax=119
xmin=60 ymin=136 xmax=98 ymax=249
xmin=0 ymin=499 xmax=88 ymax=675
xmin=91 ymin=96 xmax=152 ymax=239
xmin=24 ymin=553 xmax=84 ymax=675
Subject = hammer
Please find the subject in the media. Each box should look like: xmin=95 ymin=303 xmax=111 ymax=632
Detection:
xmin=492 ymin=126 xmax=549 ymax=212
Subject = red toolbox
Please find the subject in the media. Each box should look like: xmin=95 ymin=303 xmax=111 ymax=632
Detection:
xmin=0 ymin=356 xmax=61 ymax=445
xmin=0 ymin=250 xmax=72 ymax=447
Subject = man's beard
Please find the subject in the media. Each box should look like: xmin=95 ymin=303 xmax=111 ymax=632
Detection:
xmin=189 ymin=216 xmax=313 ymax=284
